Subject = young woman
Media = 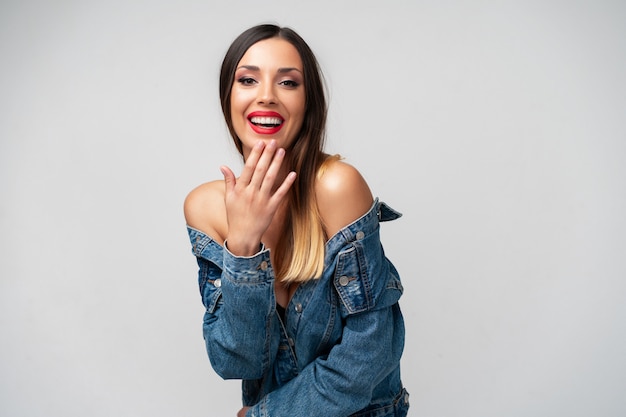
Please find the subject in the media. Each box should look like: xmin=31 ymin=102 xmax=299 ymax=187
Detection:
xmin=184 ymin=24 xmax=409 ymax=417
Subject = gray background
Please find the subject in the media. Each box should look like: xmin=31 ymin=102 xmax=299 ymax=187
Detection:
xmin=1 ymin=1 xmax=625 ymax=416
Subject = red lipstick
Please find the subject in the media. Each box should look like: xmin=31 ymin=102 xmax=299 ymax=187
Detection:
xmin=247 ymin=111 xmax=284 ymax=135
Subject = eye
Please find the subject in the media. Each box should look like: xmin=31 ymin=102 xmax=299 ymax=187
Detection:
xmin=237 ymin=77 xmax=257 ymax=86
xmin=279 ymin=80 xmax=300 ymax=88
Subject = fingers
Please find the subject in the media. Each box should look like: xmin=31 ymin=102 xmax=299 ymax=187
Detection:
xmin=224 ymin=139 xmax=296 ymax=200
xmin=272 ymin=171 xmax=297 ymax=201
xmin=220 ymin=165 xmax=236 ymax=192
xmin=259 ymin=147 xmax=285 ymax=193
xmin=237 ymin=141 xmax=265 ymax=185
xmin=239 ymin=140 xmax=285 ymax=189
xmin=220 ymin=141 xmax=296 ymax=250
xmin=249 ymin=140 xmax=278 ymax=188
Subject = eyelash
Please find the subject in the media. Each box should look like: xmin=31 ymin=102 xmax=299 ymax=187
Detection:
xmin=236 ymin=77 xmax=300 ymax=88
xmin=280 ymin=80 xmax=299 ymax=88
xmin=237 ymin=77 xmax=256 ymax=86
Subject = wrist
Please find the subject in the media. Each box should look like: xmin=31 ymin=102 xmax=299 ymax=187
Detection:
xmin=223 ymin=239 xmax=264 ymax=258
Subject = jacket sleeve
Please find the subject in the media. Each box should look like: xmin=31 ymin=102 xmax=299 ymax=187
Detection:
xmin=246 ymin=223 xmax=406 ymax=417
xmin=190 ymin=227 xmax=279 ymax=380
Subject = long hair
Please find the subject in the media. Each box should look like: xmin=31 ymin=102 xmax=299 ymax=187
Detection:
xmin=219 ymin=24 xmax=328 ymax=282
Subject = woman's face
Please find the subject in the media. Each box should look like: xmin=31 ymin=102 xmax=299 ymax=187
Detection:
xmin=230 ymin=37 xmax=306 ymax=157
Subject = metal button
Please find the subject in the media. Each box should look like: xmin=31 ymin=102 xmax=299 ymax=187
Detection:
xmin=339 ymin=276 xmax=350 ymax=286
xmin=213 ymin=278 xmax=221 ymax=288
xmin=288 ymin=337 xmax=295 ymax=347
xmin=355 ymin=231 xmax=365 ymax=240
xmin=259 ymin=261 xmax=268 ymax=271
xmin=294 ymin=303 xmax=302 ymax=313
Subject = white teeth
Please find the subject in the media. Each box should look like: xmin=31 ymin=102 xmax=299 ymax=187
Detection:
xmin=250 ymin=116 xmax=283 ymax=125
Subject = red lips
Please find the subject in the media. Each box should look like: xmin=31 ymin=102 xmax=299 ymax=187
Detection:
xmin=247 ymin=111 xmax=284 ymax=135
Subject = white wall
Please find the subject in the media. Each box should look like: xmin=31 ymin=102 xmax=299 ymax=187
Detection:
xmin=1 ymin=1 xmax=625 ymax=416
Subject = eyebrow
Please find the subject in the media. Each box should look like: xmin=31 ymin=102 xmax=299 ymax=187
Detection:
xmin=236 ymin=65 xmax=303 ymax=74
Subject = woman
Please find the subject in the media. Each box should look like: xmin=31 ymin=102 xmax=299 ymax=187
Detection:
xmin=184 ymin=24 xmax=409 ymax=417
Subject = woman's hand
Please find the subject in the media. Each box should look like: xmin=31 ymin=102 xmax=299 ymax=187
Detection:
xmin=220 ymin=140 xmax=296 ymax=256
xmin=237 ymin=407 xmax=251 ymax=417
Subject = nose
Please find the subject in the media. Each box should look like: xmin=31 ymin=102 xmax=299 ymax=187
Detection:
xmin=257 ymin=81 xmax=276 ymax=105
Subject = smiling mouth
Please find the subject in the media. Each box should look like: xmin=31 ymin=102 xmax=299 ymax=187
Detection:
xmin=249 ymin=116 xmax=283 ymax=128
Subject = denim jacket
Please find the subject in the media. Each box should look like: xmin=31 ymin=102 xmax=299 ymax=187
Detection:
xmin=187 ymin=199 xmax=409 ymax=417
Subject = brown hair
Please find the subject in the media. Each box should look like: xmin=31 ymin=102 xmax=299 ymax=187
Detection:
xmin=219 ymin=24 xmax=328 ymax=282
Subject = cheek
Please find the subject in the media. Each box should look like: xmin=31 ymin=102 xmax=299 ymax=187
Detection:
xmin=230 ymin=88 xmax=244 ymax=114
xmin=230 ymin=84 xmax=255 ymax=112
xmin=287 ymin=94 xmax=306 ymax=125
xmin=229 ymin=92 xmax=250 ymax=130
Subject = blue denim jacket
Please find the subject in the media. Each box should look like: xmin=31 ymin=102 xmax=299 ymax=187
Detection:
xmin=187 ymin=199 xmax=409 ymax=417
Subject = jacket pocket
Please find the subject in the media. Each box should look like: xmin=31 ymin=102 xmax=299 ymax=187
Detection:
xmin=333 ymin=232 xmax=403 ymax=316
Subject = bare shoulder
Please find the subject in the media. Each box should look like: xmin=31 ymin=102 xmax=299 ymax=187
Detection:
xmin=316 ymin=158 xmax=374 ymax=239
xmin=183 ymin=180 xmax=227 ymax=243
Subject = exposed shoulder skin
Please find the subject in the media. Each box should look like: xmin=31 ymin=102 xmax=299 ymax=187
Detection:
xmin=316 ymin=159 xmax=374 ymax=240
xmin=183 ymin=180 xmax=227 ymax=245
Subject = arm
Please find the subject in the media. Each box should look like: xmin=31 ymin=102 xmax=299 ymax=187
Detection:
xmin=191 ymin=237 xmax=280 ymax=380
xmin=184 ymin=141 xmax=295 ymax=379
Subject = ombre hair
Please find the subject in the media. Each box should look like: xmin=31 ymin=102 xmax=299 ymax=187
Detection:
xmin=219 ymin=24 xmax=329 ymax=282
